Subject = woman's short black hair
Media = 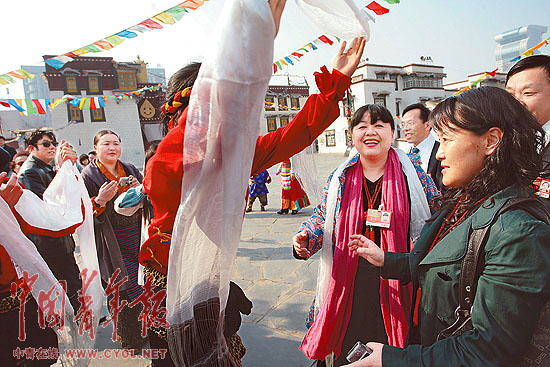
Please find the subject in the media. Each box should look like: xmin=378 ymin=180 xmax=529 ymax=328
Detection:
xmin=431 ymin=86 xmax=545 ymax=208
xmin=350 ymin=104 xmax=395 ymax=131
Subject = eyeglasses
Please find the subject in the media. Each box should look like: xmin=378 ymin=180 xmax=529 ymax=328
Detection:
xmin=36 ymin=141 xmax=58 ymax=148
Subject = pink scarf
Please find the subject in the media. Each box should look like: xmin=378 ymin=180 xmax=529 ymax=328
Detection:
xmin=300 ymin=149 xmax=412 ymax=360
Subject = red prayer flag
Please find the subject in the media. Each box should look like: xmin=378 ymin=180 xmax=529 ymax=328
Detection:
xmin=366 ymin=1 xmax=390 ymax=15
xmin=90 ymin=97 xmax=97 ymax=109
xmin=487 ymin=68 xmax=499 ymax=77
xmin=0 ymin=101 xmax=10 ymax=108
xmin=318 ymin=35 xmax=334 ymax=46
xmin=139 ymin=19 xmax=163 ymax=30
xmin=291 ymin=52 xmax=304 ymax=58
xmin=32 ymin=99 xmax=47 ymax=115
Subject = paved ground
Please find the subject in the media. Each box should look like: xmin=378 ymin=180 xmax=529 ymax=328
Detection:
xmin=68 ymin=153 xmax=346 ymax=366
xmin=237 ymin=153 xmax=345 ymax=367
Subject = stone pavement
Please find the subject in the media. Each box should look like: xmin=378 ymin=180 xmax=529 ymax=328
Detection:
xmin=237 ymin=153 xmax=345 ymax=367
xmin=71 ymin=153 xmax=346 ymax=366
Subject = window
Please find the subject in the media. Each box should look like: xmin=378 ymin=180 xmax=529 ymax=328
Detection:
xmin=90 ymin=107 xmax=106 ymax=122
xmin=325 ymin=129 xmax=336 ymax=147
xmin=87 ymin=76 xmax=101 ymax=94
xmin=117 ymin=71 xmax=137 ymax=90
xmin=265 ymin=96 xmax=275 ymax=111
xmin=65 ymin=75 xmax=79 ymax=94
xmin=375 ymin=73 xmax=386 ymax=80
xmin=351 ymin=74 xmax=364 ymax=83
xmin=290 ymin=97 xmax=300 ymax=110
xmin=267 ymin=116 xmax=277 ymax=132
xmin=67 ymin=104 xmax=83 ymax=123
xmin=280 ymin=116 xmax=289 ymax=127
xmin=395 ymin=102 xmax=400 ymax=117
xmin=374 ymin=96 xmax=386 ymax=107
xmin=389 ymin=74 xmax=398 ymax=91
xmin=278 ymin=96 xmax=287 ymax=110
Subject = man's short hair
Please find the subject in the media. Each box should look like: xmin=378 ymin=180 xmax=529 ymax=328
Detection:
xmin=506 ymin=55 xmax=550 ymax=84
xmin=402 ymin=103 xmax=431 ymax=123
xmin=88 ymin=151 xmax=96 ymax=156
xmin=25 ymin=130 xmax=56 ymax=147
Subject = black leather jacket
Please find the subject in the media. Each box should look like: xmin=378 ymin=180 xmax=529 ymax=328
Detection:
xmin=18 ymin=155 xmax=76 ymax=259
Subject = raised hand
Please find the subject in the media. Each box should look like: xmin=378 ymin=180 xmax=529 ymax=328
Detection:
xmin=0 ymin=173 xmax=23 ymax=207
xmin=293 ymin=230 xmax=311 ymax=259
xmin=269 ymin=0 xmax=287 ymax=36
xmin=55 ymin=140 xmax=78 ymax=166
xmin=348 ymin=234 xmax=384 ymax=267
xmin=332 ymin=37 xmax=367 ymax=77
xmin=96 ymin=180 xmax=118 ymax=206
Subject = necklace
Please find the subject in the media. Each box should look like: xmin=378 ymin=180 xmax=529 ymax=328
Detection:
xmin=363 ymin=176 xmax=383 ymax=241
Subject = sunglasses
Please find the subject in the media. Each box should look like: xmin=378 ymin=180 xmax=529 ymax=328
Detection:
xmin=36 ymin=141 xmax=58 ymax=148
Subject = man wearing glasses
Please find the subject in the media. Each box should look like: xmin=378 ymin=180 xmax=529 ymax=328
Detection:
xmin=18 ymin=129 xmax=82 ymax=312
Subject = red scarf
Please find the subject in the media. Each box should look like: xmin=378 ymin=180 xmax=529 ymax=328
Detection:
xmin=300 ymin=149 xmax=412 ymax=360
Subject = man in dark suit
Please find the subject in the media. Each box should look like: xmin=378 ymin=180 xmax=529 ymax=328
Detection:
xmin=401 ymin=103 xmax=444 ymax=191
xmin=18 ymin=129 xmax=82 ymax=312
xmin=506 ymin=55 xmax=550 ymax=209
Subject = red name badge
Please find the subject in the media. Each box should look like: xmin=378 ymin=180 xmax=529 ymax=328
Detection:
xmin=536 ymin=178 xmax=550 ymax=199
xmin=365 ymin=209 xmax=392 ymax=228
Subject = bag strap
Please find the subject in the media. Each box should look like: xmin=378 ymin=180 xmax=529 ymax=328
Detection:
xmin=458 ymin=197 xmax=550 ymax=313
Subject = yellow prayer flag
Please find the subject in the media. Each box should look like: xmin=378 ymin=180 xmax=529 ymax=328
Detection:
xmin=15 ymin=69 xmax=35 ymax=79
xmin=280 ymin=59 xmax=288 ymax=66
xmin=0 ymin=77 xmax=10 ymax=85
xmin=521 ymin=49 xmax=535 ymax=57
xmin=153 ymin=12 xmax=176 ymax=25
xmin=71 ymin=48 xmax=89 ymax=56
xmin=79 ymin=98 xmax=86 ymax=110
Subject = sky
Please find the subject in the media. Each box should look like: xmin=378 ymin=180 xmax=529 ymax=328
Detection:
xmin=0 ymin=0 xmax=549 ymax=98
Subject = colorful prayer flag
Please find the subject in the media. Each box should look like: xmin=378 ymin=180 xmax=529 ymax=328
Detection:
xmin=45 ymin=56 xmax=74 ymax=69
xmin=284 ymin=57 xmax=294 ymax=65
xmin=291 ymin=52 xmax=303 ymax=58
xmin=127 ymin=25 xmax=151 ymax=33
xmin=116 ymin=30 xmax=138 ymax=38
xmin=32 ymin=99 xmax=47 ymax=115
xmin=7 ymin=71 xmax=27 ymax=80
xmin=366 ymin=1 xmax=390 ymax=15
xmin=0 ymin=101 xmax=10 ymax=107
xmin=318 ymin=35 xmax=334 ymax=46
xmin=7 ymin=99 xmax=24 ymax=112
xmin=153 ymin=12 xmax=176 ymax=25
xmin=0 ymin=77 xmax=10 ymax=85
xmin=93 ymin=40 xmax=114 ymax=50
xmin=139 ymin=19 xmax=163 ymax=30
xmin=521 ymin=49 xmax=535 ymax=57
xmin=25 ymin=99 xmax=38 ymax=114
xmin=382 ymin=0 xmax=400 ymax=4
xmin=15 ymin=69 xmax=35 ymax=79
xmin=165 ymin=6 xmax=189 ymax=20
xmin=179 ymin=0 xmax=204 ymax=10
xmin=487 ymin=68 xmax=499 ymax=77
xmin=83 ymin=44 xmax=102 ymax=53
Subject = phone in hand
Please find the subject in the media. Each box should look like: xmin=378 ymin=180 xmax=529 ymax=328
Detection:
xmin=346 ymin=341 xmax=373 ymax=363
xmin=118 ymin=177 xmax=131 ymax=187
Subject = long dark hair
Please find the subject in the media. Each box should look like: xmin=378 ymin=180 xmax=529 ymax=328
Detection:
xmin=161 ymin=62 xmax=202 ymax=135
xmin=431 ymin=86 xmax=544 ymax=211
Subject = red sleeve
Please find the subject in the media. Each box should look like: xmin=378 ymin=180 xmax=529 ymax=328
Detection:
xmin=251 ymin=66 xmax=351 ymax=175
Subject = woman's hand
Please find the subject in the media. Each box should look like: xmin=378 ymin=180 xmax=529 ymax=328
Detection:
xmin=343 ymin=343 xmax=383 ymax=367
xmin=293 ymin=230 xmax=311 ymax=259
xmin=348 ymin=234 xmax=384 ymax=267
xmin=332 ymin=37 xmax=367 ymax=77
xmin=128 ymin=175 xmax=140 ymax=188
xmin=269 ymin=0 xmax=286 ymax=36
xmin=96 ymin=180 xmax=118 ymax=206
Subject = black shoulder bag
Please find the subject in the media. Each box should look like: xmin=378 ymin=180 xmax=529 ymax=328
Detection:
xmin=436 ymin=198 xmax=550 ymax=366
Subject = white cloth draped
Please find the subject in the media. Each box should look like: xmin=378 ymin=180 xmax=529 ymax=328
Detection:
xmin=166 ymin=0 xmax=275 ymax=365
xmin=294 ymin=0 xmax=371 ymax=40
xmin=1 ymin=161 xmax=103 ymax=366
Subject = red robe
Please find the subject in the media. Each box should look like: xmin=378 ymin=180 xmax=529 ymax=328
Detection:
xmin=141 ymin=66 xmax=351 ymax=274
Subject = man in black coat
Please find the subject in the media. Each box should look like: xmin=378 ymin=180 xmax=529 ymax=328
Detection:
xmin=18 ymin=130 xmax=82 ymax=312
xmin=401 ymin=103 xmax=445 ymax=192
xmin=506 ymin=55 xmax=550 ymax=210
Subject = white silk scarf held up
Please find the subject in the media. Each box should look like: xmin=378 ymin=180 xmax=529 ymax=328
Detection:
xmin=166 ymin=0 xmax=275 ymax=365
xmin=1 ymin=161 xmax=104 ymax=366
xmin=294 ymin=0 xmax=371 ymax=40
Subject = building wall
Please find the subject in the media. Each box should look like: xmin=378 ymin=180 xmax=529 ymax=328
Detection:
xmin=495 ymin=25 xmax=548 ymax=72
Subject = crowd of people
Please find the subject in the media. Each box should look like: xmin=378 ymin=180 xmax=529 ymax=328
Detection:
xmin=0 ymin=0 xmax=548 ymax=366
